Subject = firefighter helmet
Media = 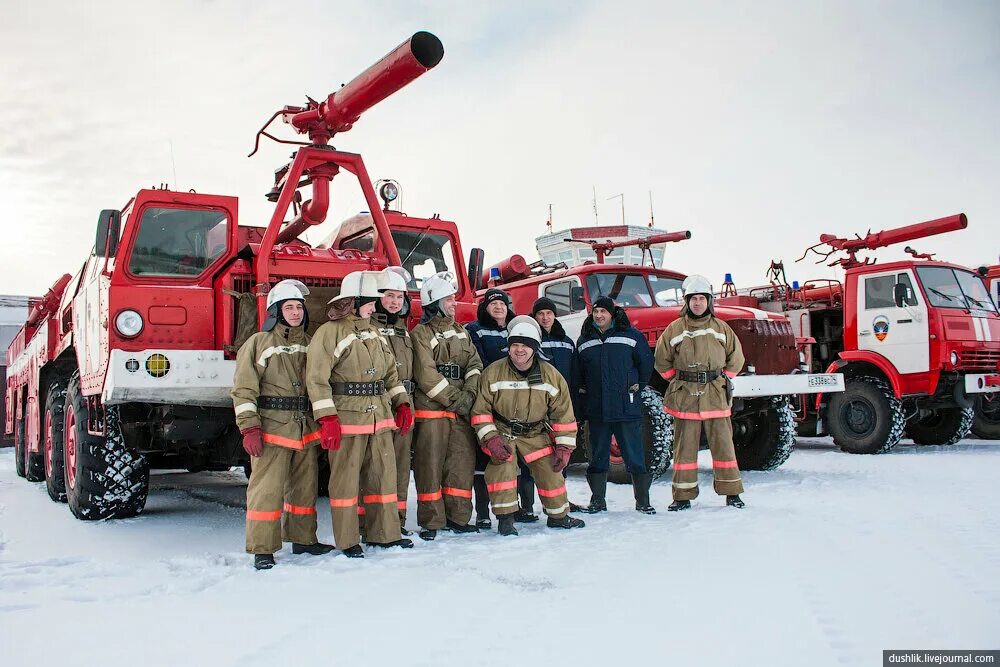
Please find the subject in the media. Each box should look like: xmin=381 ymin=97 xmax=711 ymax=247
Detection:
xmin=507 ymin=315 xmax=542 ymax=346
xmin=420 ymin=271 xmax=458 ymax=305
xmin=266 ymin=279 xmax=309 ymax=309
xmin=331 ymin=271 xmax=387 ymax=303
xmin=381 ymin=266 xmax=410 ymax=293
xmin=682 ymin=275 xmax=713 ymax=298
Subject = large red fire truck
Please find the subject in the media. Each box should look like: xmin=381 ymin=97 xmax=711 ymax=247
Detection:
xmin=719 ymin=216 xmax=1000 ymax=454
xmin=476 ymin=232 xmax=845 ymax=483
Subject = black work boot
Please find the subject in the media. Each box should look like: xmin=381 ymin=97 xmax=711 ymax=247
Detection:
xmin=254 ymin=554 xmax=275 ymax=570
xmin=516 ymin=476 xmax=537 ymax=521
xmin=577 ymin=472 xmax=608 ymax=513
xmin=292 ymin=541 xmax=335 ymax=555
xmin=497 ymin=515 xmax=519 ymax=536
xmin=400 ymin=527 xmax=413 ymax=536
xmin=445 ymin=520 xmax=480 ymax=533
xmin=726 ymin=495 xmax=745 ymax=509
xmin=418 ymin=529 xmax=437 ymax=541
xmin=365 ymin=538 xmax=414 ymax=549
xmin=513 ymin=508 xmax=539 ymax=523
xmin=547 ymin=515 xmax=585 ymax=529
xmin=668 ymin=499 xmax=691 ymax=512
xmin=342 ymin=544 xmax=365 ymax=558
xmin=632 ymin=473 xmax=656 ymax=514
xmin=476 ymin=516 xmax=492 ymax=529
xmin=473 ymin=476 xmax=491 ymax=528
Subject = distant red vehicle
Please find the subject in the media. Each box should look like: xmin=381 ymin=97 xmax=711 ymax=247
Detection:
xmin=721 ymin=216 xmax=1000 ymax=454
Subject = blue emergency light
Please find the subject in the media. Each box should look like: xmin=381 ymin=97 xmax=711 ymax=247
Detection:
xmin=724 ymin=273 xmax=733 ymax=283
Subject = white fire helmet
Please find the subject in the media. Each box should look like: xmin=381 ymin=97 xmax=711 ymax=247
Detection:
xmin=682 ymin=275 xmax=713 ymax=298
xmin=381 ymin=266 xmax=410 ymax=293
xmin=266 ymin=279 xmax=310 ymax=309
xmin=330 ymin=270 xmax=387 ymax=303
xmin=420 ymin=271 xmax=458 ymax=305
xmin=507 ymin=315 xmax=542 ymax=350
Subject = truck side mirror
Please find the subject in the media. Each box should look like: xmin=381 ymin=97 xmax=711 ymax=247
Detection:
xmin=96 ymin=209 xmax=121 ymax=258
xmin=570 ymin=285 xmax=586 ymax=312
xmin=468 ymin=247 xmax=485 ymax=292
xmin=893 ymin=282 xmax=913 ymax=308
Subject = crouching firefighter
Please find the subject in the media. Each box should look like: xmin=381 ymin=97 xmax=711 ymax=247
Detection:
xmin=232 ymin=279 xmax=334 ymax=571
xmin=472 ymin=316 xmax=585 ymax=536
xmin=411 ymin=271 xmax=484 ymax=541
xmin=654 ymin=275 xmax=746 ymax=510
xmin=306 ymin=270 xmax=415 ymax=558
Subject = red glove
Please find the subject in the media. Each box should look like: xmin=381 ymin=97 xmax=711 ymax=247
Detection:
xmin=395 ymin=404 xmax=414 ymax=436
xmin=319 ymin=416 xmax=342 ymax=452
xmin=552 ymin=445 xmax=572 ymax=473
xmin=482 ymin=435 xmax=512 ymax=463
xmin=241 ymin=426 xmax=263 ymax=457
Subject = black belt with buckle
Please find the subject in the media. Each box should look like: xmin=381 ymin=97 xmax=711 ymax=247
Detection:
xmin=258 ymin=395 xmax=309 ymax=411
xmin=403 ymin=379 xmax=416 ymax=394
xmin=494 ymin=413 xmax=545 ymax=437
xmin=677 ymin=369 xmax=724 ymax=384
xmin=437 ymin=363 xmax=465 ymax=380
xmin=331 ymin=380 xmax=386 ymax=396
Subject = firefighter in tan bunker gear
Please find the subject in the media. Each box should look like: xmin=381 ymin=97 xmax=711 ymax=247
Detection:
xmin=232 ymin=280 xmax=334 ymax=571
xmin=473 ymin=316 xmax=585 ymax=535
xmin=372 ymin=267 xmax=416 ymax=534
xmin=410 ymin=271 xmax=484 ymax=541
xmin=654 ymin=275 xmax=747 ymax=510
xmin=306 ymin=271 xmax=415 ymax=558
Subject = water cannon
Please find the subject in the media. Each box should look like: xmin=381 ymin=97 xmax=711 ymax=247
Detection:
xmin=798 ymin=213 xmax=967 ymax=268
xmin=564 ymin=230 xmax=692 ymax=264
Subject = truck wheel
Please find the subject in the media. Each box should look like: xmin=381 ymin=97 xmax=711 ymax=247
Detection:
xmin=14 ymin=416 xmax=27 ymax=478
xmin=905 ymin=407 xmax=974 ymax=446
xmin=734 ymin=397 xmax=796 ymax=471
xmin=63 ymin=373 xmax=149 ymax=520
xmin=607 ymin=387 xmax=674 ymax=484
xmin=20 ymin=414 xmax=45 ymax=482
xmin=44 ymin=382 xmax=68 ymax=502
xmin=826 ymin=376 xmax=904 ymax=454
xmin=971 ymin=396 xmax=1000 ymax=439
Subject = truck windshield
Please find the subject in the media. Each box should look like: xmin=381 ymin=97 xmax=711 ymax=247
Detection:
xmin=128 ymin=207 xmax=228 ymax=277
xmin=390 ymin=229 xmax=456 ymax=289
xmin=915 ymin=266 xmax=998 ymax=314
xmin=585 ymin=272 xmax=683 ymax=308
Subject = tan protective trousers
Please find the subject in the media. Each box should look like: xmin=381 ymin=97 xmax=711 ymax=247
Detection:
xmin=327 ymin=431 xmax=401 ymax=549
xmin=412 ymin=415 xmax=476 ymax=530
xmin=393 ymin=428 xmax=413 ymax=525
xmin=245 ymin=445 xmax=319 ymax=554
xmin=485 ymin=433 xmax=569 ymax=519
xmin=671 ymin=416 xmax=744 ymax=500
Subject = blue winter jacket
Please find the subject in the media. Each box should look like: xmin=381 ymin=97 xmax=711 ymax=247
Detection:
xmin=539 ymin=319 xmax=576 ymax=388
xmin=466 ymin=301 xmax=512 ymax=367
xmin=576 ymin=309 xmax=654 ymax=423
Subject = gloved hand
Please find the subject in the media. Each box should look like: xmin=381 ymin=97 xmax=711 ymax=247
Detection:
xmin=241 ymin=426 xmax=263 ymax=457
xmin=482 ymin=434 xmax=512 ymax=463
xmin=552 ymin=445 xmax=572 ymax=473
xmin=318 ymin=416 xmax=342 ymax=452
xmin=449 ymin=390 xmax=476 ymax=418
xmin=395 ymin=404 xmax=414 ymax=436
xmin=628 ymin=383 xmax=640 ymax=393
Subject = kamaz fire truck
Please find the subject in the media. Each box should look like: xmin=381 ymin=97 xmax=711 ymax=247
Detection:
xmin=476 ymin=232 xmax=845 ymax=483
xmin=718 ymin=216 xmax=1000 ymax=454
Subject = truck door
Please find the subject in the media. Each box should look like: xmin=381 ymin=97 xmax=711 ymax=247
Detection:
xmin=539 ymin=278 xmax=587 ymax=340
xmin=856 ymin=269 xmax=929 ymax=374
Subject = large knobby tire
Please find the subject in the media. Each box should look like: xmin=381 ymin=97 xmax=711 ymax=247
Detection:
xmin=21 ymin=414 xmax=45 ymax=482
xmin=44 ymin=382 xmax=68 ymax=502
xmin=826 ymin=376 xmax=904 ymax=454
xmin=14 ymin=415 xmax=27 ymax=478
xmin=734 ymin=397 xmax=796 ymax=471
xmin=607 ymin=387 xmax=674 ymax=484
xmin=905 ymin=407 xmax=974 ymax=446
xmin=63 ymin=373 xmax=149 ymax=520
xmin=971 ymin=395 xmax=1000 ymax=440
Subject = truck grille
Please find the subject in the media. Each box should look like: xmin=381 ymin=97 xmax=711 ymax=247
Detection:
xmin=960 ymin=350 xmax=1000 ymax=372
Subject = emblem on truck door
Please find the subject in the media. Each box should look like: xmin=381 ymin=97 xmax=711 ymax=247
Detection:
xmin=873 ymin=315 xmax=890 ymax=342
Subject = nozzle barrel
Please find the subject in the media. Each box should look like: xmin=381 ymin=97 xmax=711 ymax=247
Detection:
xmin=865 ymin=213 xmax=967 ymax=249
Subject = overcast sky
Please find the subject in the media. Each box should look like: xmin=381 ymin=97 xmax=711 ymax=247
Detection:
xmin=0 ymin=0 xmax=997 ymax=296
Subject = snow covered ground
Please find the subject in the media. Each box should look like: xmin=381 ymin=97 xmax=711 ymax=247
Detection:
xmin=2 ymin=439 xmax=999 ymax=667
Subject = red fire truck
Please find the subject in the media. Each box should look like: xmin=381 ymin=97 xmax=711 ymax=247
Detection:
xmin=477 ymin=232 xmax=845 ymax=483
xmin=971 ymin=263 xmax=1000 ymax=438
xmin=720 ymin=216 xmax=1000 ymax=454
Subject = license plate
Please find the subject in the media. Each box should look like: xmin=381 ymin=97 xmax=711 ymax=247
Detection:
xmin=808 ymin=374 xmax=839 ymax=387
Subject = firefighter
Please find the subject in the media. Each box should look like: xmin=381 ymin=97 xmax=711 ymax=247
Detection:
xmin=472 ymin=316 xmax=585 ymax=535
xmin=575 ymin=296 xmax=656 ymax=514
xmin=372 ymin=266 xmax=416 ymax=534
xmin=232 ymin=279 xmax=334 ymax=571
xmin=411 ymin=271 xmax=484 ymax=541
xmin=306 ymin=270 xmax=415 ymax=558
xmin=465 ymin=288 xmax=523 ymax=528
xmin=654 ymin=275 xmax=746 ymax=510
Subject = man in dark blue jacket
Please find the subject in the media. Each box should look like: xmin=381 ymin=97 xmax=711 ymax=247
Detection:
xmin=466 ymin=288 xmax=518 ymax=527
xmin=576 ymin=296 xmax=656 ymax=514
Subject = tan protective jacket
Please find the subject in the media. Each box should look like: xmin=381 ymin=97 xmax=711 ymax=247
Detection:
xmin=471 ymin=358 xmax=578 ymax=449
xmin=411 ymin=314 xmax=483 ymax=413
xmin=231 ymin=325 xmax=320 ymax=449
xmin=375 ymin=318 xmax=414 ymax=388
xmin=654 ymin=313 xmax=745 ymax=420
xmin=306 ymin=315 xmax=410 ymax=436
